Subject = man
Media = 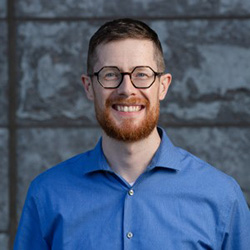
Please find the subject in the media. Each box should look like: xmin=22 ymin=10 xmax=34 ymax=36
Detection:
xmin=14 ymin=18 xmax=249 ymax=249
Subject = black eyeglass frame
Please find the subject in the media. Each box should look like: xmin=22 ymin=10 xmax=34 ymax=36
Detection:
xmin=89 ymin=66 xmax=164 ymax=89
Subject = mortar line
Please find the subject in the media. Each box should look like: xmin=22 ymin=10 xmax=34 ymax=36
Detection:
xmin=7 ymin=0 xmax=17 ymax=248
xmin=8 ymin=123 xmax=250 ymax=129
xmin=10 ymin=15 xmax=250 ymax=22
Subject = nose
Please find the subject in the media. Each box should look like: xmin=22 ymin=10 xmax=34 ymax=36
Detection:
xmin=116 ymin=74 xmax=136 ymax=96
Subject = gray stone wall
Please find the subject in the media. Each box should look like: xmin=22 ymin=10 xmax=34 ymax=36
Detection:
xmin=1 ymin=0 xmax=250 ymax=249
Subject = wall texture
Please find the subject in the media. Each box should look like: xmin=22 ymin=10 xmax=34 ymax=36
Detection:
xmin=1 ymin=0 xmax=250 ymax=249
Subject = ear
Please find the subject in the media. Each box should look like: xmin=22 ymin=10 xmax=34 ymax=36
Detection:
xmin=158 ymin=73 xmax=172 ymax=101
xmin=81 ymin=74 xmax=94 ymax=101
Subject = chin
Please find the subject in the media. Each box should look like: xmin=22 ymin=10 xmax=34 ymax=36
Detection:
xmin=100 ymin=118 xmax=157 ymax=142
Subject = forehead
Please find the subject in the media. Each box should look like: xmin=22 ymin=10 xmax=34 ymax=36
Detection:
xmin=94 ymin=39 xmax=157 ymax=71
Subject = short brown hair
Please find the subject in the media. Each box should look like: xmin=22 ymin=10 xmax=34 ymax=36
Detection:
xmin=87 ymin=18 xmax=165 ymax=74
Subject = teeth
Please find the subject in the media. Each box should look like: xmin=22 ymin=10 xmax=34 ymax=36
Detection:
xmin=116 ymin=105 xmax=141 ymax=112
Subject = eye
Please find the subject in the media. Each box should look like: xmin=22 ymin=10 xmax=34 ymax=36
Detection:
xmin=134 ymin=72 xmax=149 ymax=79
xmin=105 ymin=72 xmax=116 ymax=78
xmin=137 ymin=73 xmax=146 ymax=77
xmin=102 ymin=71 xmax=119 ymax=80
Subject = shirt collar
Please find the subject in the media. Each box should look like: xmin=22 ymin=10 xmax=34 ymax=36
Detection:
xmin=81 ymin=127 xmax=184 ymax=175
xmin=147 ymin=127 xmax=183 ymax=171
xmin=81 ymin=138 xmax=112 ymax=175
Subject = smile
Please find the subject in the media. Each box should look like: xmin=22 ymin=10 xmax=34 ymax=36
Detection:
xmin=113 ymin=105 xmax=144 ymax=112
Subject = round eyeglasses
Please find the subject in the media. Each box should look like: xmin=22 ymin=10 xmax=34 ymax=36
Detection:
xmin=89 ymin=66 xmax=164 ymax=89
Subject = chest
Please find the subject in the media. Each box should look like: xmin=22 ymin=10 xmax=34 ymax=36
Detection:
xmin=41 ymin=181 xmax=222 ymax=250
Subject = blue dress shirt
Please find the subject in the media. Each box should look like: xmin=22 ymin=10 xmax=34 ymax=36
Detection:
xmin=14 ymin=127 xmax=250 ymax=249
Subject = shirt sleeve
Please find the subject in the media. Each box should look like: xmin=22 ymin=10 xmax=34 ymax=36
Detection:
xmin=221 ymin=181 xmax=250 ymax=250
xmin=14 ymin=183 xmax=49 ymax=250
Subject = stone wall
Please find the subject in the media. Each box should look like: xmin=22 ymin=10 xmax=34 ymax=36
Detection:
xmin=1 ymin=0 xmax=250 ymax=249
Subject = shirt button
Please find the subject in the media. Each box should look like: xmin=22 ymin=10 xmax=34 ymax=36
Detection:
xmin=128 ymin=189 xmax=134 ymax=196
xmin=127 ymin=232 xmax=133 ymax=239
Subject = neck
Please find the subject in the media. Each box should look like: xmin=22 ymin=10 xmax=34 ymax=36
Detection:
xmin=102 ymin=127 xmax=161 ymax=183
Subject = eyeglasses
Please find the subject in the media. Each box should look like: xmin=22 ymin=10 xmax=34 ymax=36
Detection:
xmin=89 ymin=66 xmax=164 ymax=89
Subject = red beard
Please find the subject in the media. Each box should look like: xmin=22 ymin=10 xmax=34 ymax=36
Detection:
xmin=95 ymin=96 xmax=159 ymax=142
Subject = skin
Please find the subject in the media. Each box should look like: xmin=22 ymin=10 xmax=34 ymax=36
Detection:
xmin=82 ymin=38 xmax=172 ymax=183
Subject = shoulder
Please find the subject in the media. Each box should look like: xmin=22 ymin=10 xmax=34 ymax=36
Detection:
xmin=176 ymin=147 xmax=245 ymax=204
xmin=28 ymin=149 xmax=93 ymax=194
xmin=175 ymin=147 xmax=250 ymax=244
xmin=177 ymin=147 xmax=249 ymax=218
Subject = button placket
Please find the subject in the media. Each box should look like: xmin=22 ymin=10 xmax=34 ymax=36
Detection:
xmin=126 ymin=190 xmax=134 ymax=242
xmin=123 ymin=187 xmax=136 ymax=248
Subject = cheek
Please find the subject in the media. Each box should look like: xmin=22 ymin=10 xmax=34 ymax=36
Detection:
xmin=92 ymin=85 xmax=105 ymax=103
xmin=93 ymin=91 xmax=110 ymax=109
xmin=146 ymin=87 xmax=160 ymax=103
xmin=94 ymin=96 xmax=105 ymax=110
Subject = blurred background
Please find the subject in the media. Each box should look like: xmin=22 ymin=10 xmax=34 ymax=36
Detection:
xmin=1 ymin=0 xmax=250 ymax=249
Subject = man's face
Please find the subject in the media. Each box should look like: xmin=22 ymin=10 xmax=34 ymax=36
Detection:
xmin=83 ymin=39 xmax=171 ymax=142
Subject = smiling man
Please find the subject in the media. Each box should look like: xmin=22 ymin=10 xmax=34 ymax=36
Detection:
xmin=14 ymin=19 xmax=250 ymax=250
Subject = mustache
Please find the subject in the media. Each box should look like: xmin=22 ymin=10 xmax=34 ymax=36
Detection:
xmin=106 ymin=97 xmax=149 ymax=107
